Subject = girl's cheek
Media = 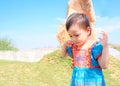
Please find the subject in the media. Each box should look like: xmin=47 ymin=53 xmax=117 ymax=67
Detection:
xmin=77 ymin=37 xmax=81 ymax=40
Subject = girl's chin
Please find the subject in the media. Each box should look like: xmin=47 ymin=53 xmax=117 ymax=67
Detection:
xmin=74 ymin=42 xmax=82 ymax=46
xmin=74 ymin=41 xmax=85 ymax=46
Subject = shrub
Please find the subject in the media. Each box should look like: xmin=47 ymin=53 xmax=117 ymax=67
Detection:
xmin=0 ymin=38 xmax=18 ymax=51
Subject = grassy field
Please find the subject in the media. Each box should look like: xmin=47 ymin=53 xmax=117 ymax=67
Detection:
xmin=0 ymin=49 xmax=120 ymax=86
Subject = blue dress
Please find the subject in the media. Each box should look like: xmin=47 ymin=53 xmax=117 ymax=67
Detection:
xmin=67 ymin=42 xmax=106 ymax=86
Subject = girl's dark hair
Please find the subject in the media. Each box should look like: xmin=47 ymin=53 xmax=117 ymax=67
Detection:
xmin=66 ymin=13 xmax=91 ymax=35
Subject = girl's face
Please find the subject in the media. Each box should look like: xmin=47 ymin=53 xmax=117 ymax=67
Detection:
xmin=68 ymin=24 xmax=90 ymax=46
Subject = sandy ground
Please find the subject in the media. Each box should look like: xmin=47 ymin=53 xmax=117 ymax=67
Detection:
xmin=0 ymin=47 xmax=120 ymax=62
xmin=0 ymin=48 xmax=57 ymax=62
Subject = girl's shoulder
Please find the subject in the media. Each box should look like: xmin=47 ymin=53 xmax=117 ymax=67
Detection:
xmin=91 ymin=41 xmax=103 ymax=50
xmin=91 ymin=41 xmax=103 ymax=60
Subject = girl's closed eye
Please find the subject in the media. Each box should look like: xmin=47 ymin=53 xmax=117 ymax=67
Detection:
xmin=69 ymin=35 xmax=72 ymax=38
xmin=75 ymin=35 xmax=79 ymax=37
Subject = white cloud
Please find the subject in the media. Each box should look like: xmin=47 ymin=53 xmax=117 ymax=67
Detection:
xmin=48 ymin=24 xmax=59 ymax=28
xmin=95 ymin=16 xmax=120 ymax=33
xmin=0 ymin=32 xmax=14 ymax=37
xmin=95 ymin=16 xmax=120 ymax=44
xmin=0 ymin=32 xmax=19 ymax=43
xmin=48 ymin=17 xmax=65 ymax=28
xmin=56 ymin=17 xmax=65 ymax=22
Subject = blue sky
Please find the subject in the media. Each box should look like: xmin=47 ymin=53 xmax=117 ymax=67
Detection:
xmin=0 ymin=0 xmax=120 ymax=49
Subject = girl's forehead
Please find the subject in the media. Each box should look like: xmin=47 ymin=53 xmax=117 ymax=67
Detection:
xmin=69 ymin=25 xmax=82 ymax=32
xmin=68 ymin=28 xmax=81 ymax=35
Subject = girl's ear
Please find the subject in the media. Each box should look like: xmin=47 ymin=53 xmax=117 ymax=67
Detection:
xmin=87 ymin=27 xmax=91 ymax=36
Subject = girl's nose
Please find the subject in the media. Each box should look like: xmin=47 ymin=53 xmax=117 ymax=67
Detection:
xmin=72 ymin=36 xmax=76 ymax=40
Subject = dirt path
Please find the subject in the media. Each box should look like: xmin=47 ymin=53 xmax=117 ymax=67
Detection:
xmin=0 ymin=48 xmax=57 ymax=62
xmin=109 ymin=48 xmax=120 ymax=60
xmin=0 ymin=47 xmax=119 ymax=62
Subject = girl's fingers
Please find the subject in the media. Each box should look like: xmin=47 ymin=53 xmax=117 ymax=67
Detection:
xmin=99 ymin=30 xmax=108 ymax=47
xmin=99 ymin=38 xmax=102 ymax=42
xmin=66 ymin=40 xmax=73 ymax=46
xmin=100 ymin=31 xmax=108 ymax=41
xmin=101 ymin=31 xmax=108 ymax=38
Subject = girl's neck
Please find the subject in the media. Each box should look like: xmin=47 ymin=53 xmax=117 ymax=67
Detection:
xmin=74 ymin=38 xmax=96 ymax=49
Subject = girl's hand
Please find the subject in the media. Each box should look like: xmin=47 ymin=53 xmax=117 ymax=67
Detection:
xmin=63 ymin=39 xmax=74 ymax=47
xmin=99 ymin=31 xmax=108 ymax=47
xmin=62 ymin=39 xmax=74 ymax=57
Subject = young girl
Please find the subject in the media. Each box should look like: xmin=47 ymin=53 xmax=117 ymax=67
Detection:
xmin=62 ymin=13 xmax=109 ymax=86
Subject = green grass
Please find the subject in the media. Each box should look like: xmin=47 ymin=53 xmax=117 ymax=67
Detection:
xmin=109 ymin=44 xmax=120 ymax=51
xmin=103 ymin=56 xmax=120 ymax=86
xmin=0 ymin=49 xmax=120 ymax=86
xmin=0 ymin=38 xmax=18 ymax=51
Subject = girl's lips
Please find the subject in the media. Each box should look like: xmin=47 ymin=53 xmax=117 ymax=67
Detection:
xmin=73 ymin=41 xmax=81 ymax=44
xmin=73 ymin=41 xmax=86 ymax=47
xmin=73 ymin=42 xmax=81 ymax=46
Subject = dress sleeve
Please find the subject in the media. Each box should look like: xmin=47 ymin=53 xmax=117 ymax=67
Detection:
xmin=66 ymin=46 xmax=72 ymax=58
xmin=91 ymin=42 xmax=103 ymax=60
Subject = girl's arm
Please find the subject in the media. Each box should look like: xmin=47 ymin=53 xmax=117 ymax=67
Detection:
xmin=61 ymin=44 xmax=68 ymax=57
xmin=98 ymin=31 xmax=109 ymax=69
xmin=61 ymin=40 xmax=73 ymax=58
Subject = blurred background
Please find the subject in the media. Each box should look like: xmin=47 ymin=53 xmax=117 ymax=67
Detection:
xmin=0 ymin=0 xmax=120 ymax=50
